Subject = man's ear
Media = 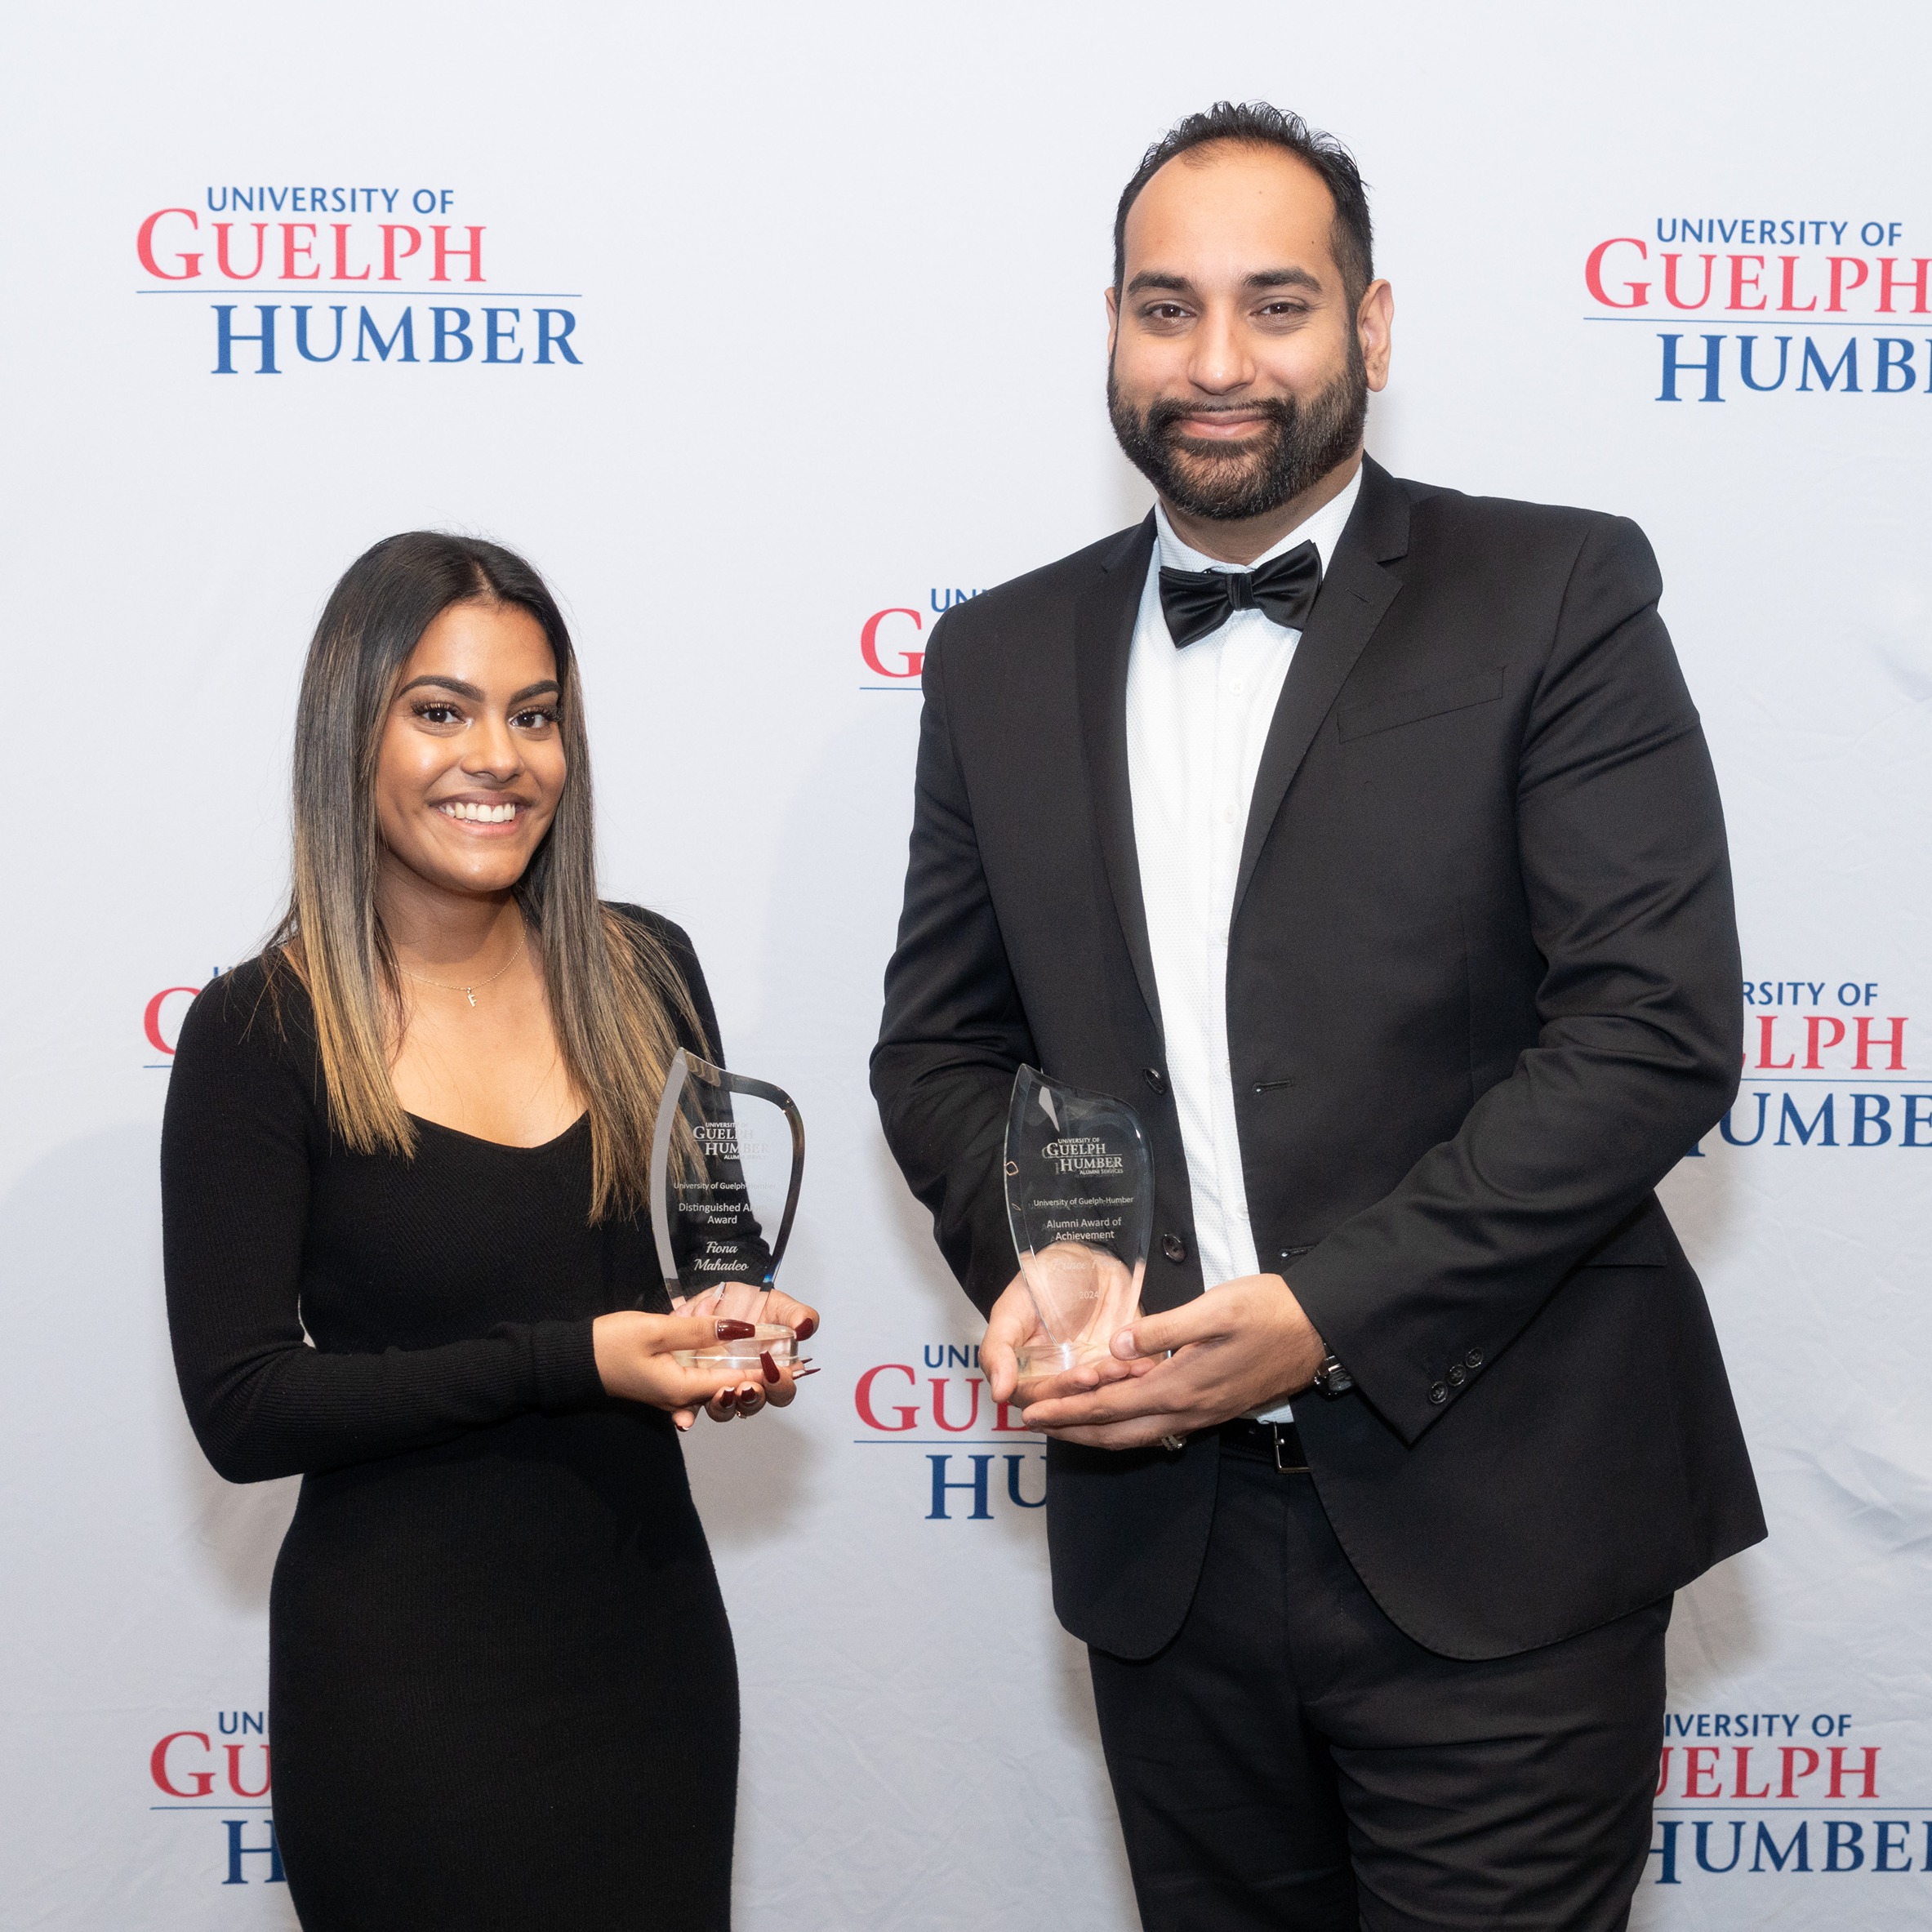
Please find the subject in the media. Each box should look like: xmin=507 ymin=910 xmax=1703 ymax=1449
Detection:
xmin=1105 ymin=284 xmax=1120 ymax=359
xmin=1358 ymin=279 xmax=1394 ymax=392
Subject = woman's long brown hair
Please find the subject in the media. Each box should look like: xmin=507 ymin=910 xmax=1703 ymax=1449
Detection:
xmin=268 ymin=531 xmax=697 ymax=1219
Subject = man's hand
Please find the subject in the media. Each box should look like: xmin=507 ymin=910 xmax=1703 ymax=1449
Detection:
xmin=981 ymin=1271 xmax=1139 ymax=1409
xmin=1019 ymin=1273 xmax=1327 ymax=1449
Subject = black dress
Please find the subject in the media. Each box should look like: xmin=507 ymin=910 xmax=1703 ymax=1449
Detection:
xmin=160 ymin=909 xmax=737 ymax=1931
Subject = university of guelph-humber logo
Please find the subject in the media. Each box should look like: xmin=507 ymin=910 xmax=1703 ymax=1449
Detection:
xmin=852 ymin=1342 xmax=1047 ymax=1521
xmin=1583 ymin=214 xmax=1932 ymax=401
xmin=142 ymin=974 xmax=220 ymax=1067
xmin=1649 ymin=1707 xmax=1932 ymax=1882
xmin=692 ymin=1120 xmax=767 ymax=1162
xmin=858 ymin=589 xmax=986 ymax=689
xmin=136 ymin=182 xmax=582 ymax=375
xmin=1042 ymin=1137 xmax=1124 ymax=1177
xmin=149 ymin=1712 xmax=283 ymax=1888
xmin=1698 ymin=976 xmax=1926 ymax=1151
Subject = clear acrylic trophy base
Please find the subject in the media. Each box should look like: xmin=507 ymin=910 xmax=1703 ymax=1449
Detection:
xmin=673 ymin=1323 xmax=799 ymax=1372
xmin=1013 ymin=1338 xmax=1115 ymax=1381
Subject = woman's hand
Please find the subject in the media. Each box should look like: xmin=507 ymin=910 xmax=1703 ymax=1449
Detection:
xmin=591 ymin=1311 xmax=765 ymax=1428
xmin=701 ymin=1288 xmax=821 ymax=1424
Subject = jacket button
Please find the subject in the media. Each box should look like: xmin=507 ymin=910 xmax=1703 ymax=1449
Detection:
xmin=1428 ymin=1382 xmax=1449 ymax=1404
xmin=1142 ymin=1067 xmax=1167 ymax=1096
xmin=1162 ymin=1232 xmax=1188 ymax=1264
xmin=1466 ymin=1348 xmax=1484 ymax=1369
xmin=1447 ymin=1364 xmax=1467 ymax=1387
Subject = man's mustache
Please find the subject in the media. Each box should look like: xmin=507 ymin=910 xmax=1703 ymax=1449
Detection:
xmin=1144 ymin=397 xmax=1293 ymax=438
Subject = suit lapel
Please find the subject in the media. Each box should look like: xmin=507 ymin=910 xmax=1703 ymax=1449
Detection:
xmin=1234 ymin=459 xmax=1411 ymax=915
xmin=1075 ymin=514 xmax=1164 ymax=1038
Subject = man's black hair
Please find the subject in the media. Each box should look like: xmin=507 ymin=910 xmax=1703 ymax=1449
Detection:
xmin=1113 ymin=102 xmax=1373 ymax=309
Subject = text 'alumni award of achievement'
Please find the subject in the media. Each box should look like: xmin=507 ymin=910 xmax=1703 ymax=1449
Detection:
xmin=1004 ymin=1066 xmax=1153 ymax=1382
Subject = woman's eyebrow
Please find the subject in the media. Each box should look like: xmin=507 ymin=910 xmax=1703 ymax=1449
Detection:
xmin=396 ymin=674 xmax=484 ymax=701
xmin=394 ymin=675 xmax=559 ymax=703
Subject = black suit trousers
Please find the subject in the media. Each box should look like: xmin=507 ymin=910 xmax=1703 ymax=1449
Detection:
xmin=1088 ymin=1441 xmax=1668 ymax=1932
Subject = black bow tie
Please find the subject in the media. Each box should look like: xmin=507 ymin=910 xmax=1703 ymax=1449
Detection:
xmin=1158 ymin=539 xmax=1322 ymax=648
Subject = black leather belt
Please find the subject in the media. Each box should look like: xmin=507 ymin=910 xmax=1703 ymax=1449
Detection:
xmin=1218 ymin=1418 xmax=1311 ymax=1471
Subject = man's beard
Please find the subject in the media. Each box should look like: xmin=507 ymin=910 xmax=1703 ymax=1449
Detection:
xmin=1107 ymin=341 xmax=1367 ymax=523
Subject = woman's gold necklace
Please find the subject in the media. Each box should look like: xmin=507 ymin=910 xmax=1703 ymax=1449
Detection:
xmin=398 ymin=936 xmax=527 ymax=1008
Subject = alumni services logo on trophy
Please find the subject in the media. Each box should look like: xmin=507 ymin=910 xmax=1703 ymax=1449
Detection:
xmin=650 ymin=1050 xmax=806 ymax=1371
xmin=1005 ymin=1066 xmax=1154 ymax=1380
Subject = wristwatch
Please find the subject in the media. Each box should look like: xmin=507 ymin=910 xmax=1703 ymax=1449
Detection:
xmin=1311 ymin=1351 xmax=1354 ymax=1396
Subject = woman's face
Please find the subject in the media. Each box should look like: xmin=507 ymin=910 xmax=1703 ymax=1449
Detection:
xmin=372 ymin=599 xmax=568 ymax=901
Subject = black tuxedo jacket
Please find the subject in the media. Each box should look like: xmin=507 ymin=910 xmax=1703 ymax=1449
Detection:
xmin=871 ymin=457 xmax=1765 ymax=1662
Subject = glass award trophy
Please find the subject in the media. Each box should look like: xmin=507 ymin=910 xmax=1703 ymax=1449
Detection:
xmin=649 ymin=1049 xmax=806 ymax=1372
xmin=1005 ymin=1066 xmax=1154 ymax=1382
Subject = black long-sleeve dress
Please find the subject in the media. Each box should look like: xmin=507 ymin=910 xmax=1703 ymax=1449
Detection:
xmin=160 ymin=908 xmax=737 ymax=1931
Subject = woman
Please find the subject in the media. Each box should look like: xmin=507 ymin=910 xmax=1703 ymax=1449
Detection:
xmin=161 ymin=532 xmax=817 ymax=1930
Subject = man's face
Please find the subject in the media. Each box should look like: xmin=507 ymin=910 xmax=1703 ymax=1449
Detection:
xmin=1106 ymin=142 xmax=1390 ymax=523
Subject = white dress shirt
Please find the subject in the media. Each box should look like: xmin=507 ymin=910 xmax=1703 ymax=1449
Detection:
xmin=1124 ymin=465 xmax=1362 ymax=1422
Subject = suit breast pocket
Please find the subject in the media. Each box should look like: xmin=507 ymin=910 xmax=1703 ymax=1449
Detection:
xmin=1337 ymin=665 xmax=1507 ymax=742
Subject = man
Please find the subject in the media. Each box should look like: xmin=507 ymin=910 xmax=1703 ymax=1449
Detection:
xmin=871 ymin=101 xmax=1764 ymax=1930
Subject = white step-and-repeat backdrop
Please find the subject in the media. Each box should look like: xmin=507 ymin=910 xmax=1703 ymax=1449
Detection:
xmin=2 ymin=2 xmax=1928 ymax=1925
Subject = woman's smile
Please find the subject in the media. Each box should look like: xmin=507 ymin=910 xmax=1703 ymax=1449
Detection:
xmin=434 ymin=795 xmax=526 ymax=829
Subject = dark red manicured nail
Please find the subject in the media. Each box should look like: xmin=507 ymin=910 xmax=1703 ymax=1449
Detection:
xmin=760 ymin=1351 xmax=780 ymax=1384
xmin=715 ymin=1387 xmax=737 ymax=1408
xmin=795 ymin=1316 xmax=817 ymax=1342
xmin=792 ymin=1367 xmax=821 ymax=1379
xmin=715 ymin=1320 xmax=757 ymax=1340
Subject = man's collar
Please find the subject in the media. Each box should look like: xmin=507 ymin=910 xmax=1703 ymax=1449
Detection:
xmin=1154 ymin=462 xmax=1365 ymax=577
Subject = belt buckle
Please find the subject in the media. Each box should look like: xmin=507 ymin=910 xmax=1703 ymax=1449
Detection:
xmin=1271 ymin=1424 xmax=1309 ymax=1474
